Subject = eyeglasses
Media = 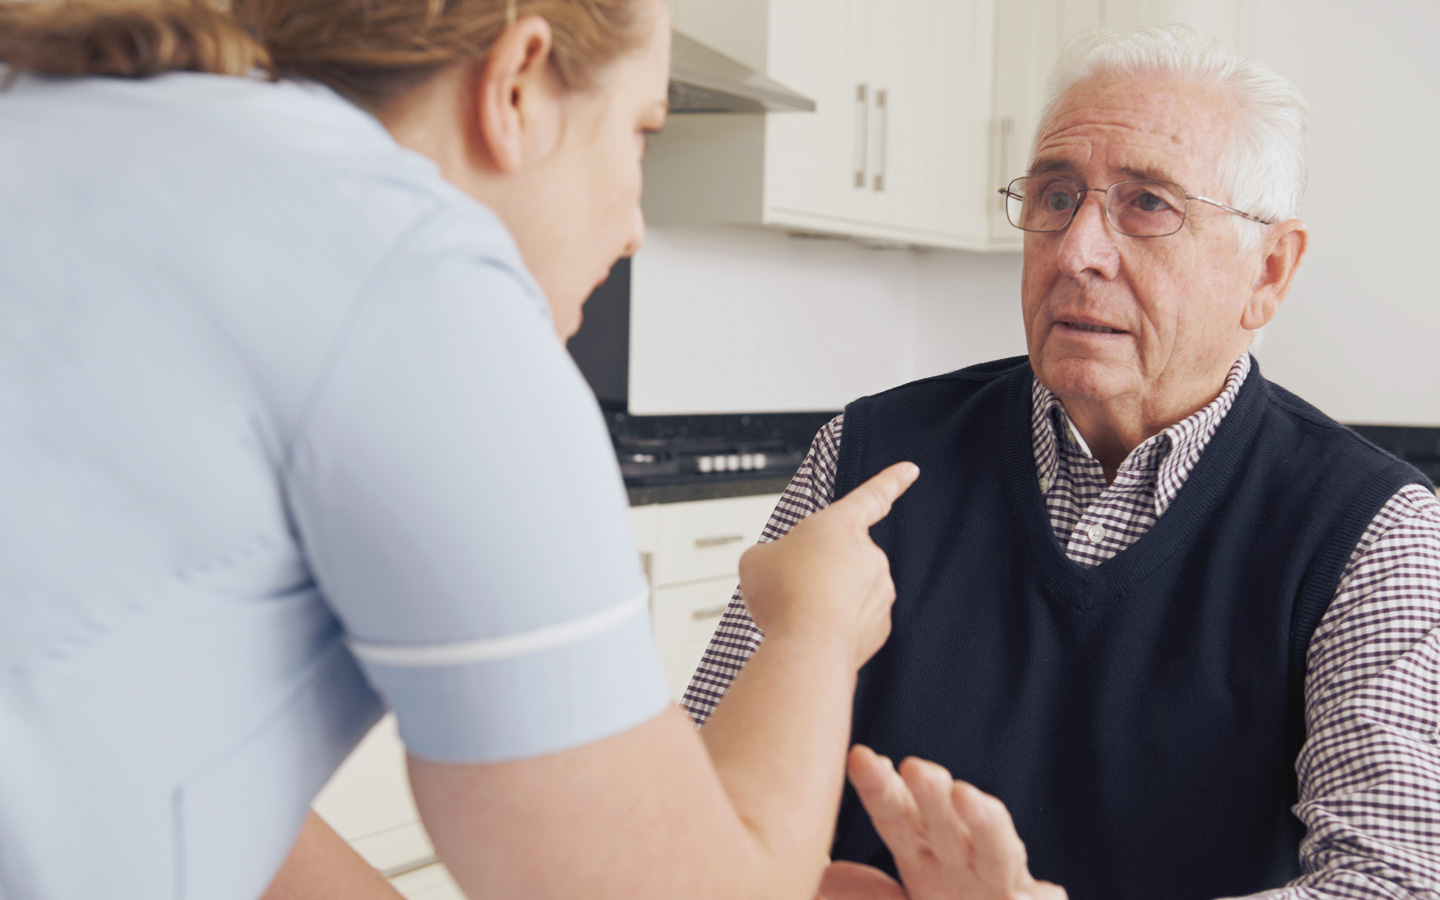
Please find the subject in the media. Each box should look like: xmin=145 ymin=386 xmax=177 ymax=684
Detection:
xmin=997 ymin=176 xmax=1276 ymax=237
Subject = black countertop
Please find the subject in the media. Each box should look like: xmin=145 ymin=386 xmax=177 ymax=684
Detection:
xmin=623 ymin=423 xmax=1440 ymax=507
xmin=627 ymin=476 xmax=793 ymax=506
xmin=611 ymin=407 xmax=836 ymax=506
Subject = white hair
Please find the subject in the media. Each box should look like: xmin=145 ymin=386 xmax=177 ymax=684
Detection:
xmin=1036 ymin=23 xmax=1308 ymax=252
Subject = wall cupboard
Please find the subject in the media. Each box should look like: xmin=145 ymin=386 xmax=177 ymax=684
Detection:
xmin=645 ymin=0 xmax=1253 ymax=251
xmin=645 ymin=0 xmax=998 ymax=250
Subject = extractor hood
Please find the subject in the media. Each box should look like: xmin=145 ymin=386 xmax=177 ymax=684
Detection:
xmin=668 ymin=30 xmax=816 ymax=114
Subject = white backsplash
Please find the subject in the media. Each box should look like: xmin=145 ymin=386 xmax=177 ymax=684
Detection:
xmin=628 ymin=225 xmax=923 ymax=415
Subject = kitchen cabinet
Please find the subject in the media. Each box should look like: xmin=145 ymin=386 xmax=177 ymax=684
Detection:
xmin=644 ymin=0 xmax=998 ymax=250
xmin=647 ymin=0 xmax=1254 ymax=252
xmin=312 ymin=493 xmax=780 ymax=892
xmin=643 ymin=492 xmax=780 ymax=699
xmin=389 ymin=862 xmax=466 ymax=899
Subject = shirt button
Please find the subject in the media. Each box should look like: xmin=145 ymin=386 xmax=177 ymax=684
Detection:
xmin=1039 ymin=476 xmax=1050 ymax=493
xmin=1086 ymin=523 xmax=1107 ymax=544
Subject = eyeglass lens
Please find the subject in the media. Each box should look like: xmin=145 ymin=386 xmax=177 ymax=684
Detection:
xmin=1005 ymin=176 xmax=1188 ymax=237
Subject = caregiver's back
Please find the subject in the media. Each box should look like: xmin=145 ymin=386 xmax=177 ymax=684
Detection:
xmin=0 ymin=2 xmax=916 ymax=898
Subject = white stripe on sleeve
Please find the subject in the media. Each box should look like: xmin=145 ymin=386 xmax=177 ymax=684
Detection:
xmin=349 ymin=588 xmax=650 ymax=667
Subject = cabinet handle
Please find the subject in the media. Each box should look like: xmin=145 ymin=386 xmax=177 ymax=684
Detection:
xmin=694 ymin=533 xmax=746 ymax=548
xmin=997 ymin=117 xmax=1015 ymax=211
xmin=854 ymin=84 xmax=869 ymax=188
xmin=873 ymin=89 xmax=888 ymax=192
xmin=381 ymin=854 xmax=440 ymax=880
xmin=692 ymin=604 xmax=729 ymax=622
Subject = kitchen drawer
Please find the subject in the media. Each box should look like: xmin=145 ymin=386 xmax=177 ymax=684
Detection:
xmin=353 ymin=823 xmax=435 ymax=878
xmin=630 ymin=503 xmax=659 ymax=556
xmin=312 ymin=715 xmax=433 ymax=873
xmin=631 ymin=503 xmax=660 ymax=585
xmin=651 ymin=578 xmax=738 ymax=700
xmin=390 ymin=861 xmax=466 ymax=900
xmin=652 ymin=493 xmax=780 ymax=587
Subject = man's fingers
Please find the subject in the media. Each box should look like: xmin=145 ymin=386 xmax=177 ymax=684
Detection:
xmin=951 ymin=781 xmax=1028 ymax=886
xmin=847 ymin=745 xmax=922 ymax=857
xmin=898 ymin=757 xmax=971 ymax=869
xmin=816 ymin=861 xmax=909 ymax=900
xmin=832 ymin=462 xmax=920 ymax=529
xmin=1030 ymin=880 xmax=1069 ymax=900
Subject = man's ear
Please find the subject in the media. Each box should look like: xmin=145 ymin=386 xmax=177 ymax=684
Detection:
xmin=1242 ymin=218 xmax=1308 ymax=330
xmin=468 ymin=15 xmax=563 ymax=174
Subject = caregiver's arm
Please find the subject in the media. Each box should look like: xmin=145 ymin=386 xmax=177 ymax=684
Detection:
xmin=285 ymin=228 xmax=914 ymax=900
xmin=410 ymin=463 xmax=917 ymax=900
xmin=262 ymin=813 xmax=404 ymax=900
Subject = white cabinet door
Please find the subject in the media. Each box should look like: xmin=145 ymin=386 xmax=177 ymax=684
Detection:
xmin=772 ymin=0 xmax=998 ymax=247
xmin=849 ymin=0 xmax=933 ymax=233
xmin=928 ymin=0 xmax=1001 ymax=245
xmin=646 ymin=0 xmax=1005 ymax=251
xmin=652 ymin=578 xmax=740 ymax=700
xmin=764 ymin=0 xmax=862 ymax=227
xmin=652 ymin=492 xmax=779 ymax=586
xmin=639 ymin=492 xmax=780 ymax=700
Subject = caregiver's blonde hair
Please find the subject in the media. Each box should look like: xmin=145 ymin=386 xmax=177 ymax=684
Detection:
xmin=0 ymin=0 xmax=653 ymax=112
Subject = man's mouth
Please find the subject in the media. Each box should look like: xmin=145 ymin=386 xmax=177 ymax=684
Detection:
xmin=1059 ymin=321 xmax=1123 ymax=334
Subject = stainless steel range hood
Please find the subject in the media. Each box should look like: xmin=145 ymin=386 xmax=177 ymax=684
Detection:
xmin=668 ymin=30 xmax=816 ymax=114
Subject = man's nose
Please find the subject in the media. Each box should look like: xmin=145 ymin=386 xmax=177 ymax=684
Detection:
xmin=1056 ymin=190 xmax=1120 ymax=281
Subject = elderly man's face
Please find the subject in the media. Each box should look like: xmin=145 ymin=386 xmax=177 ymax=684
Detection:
xmin=1021 ymin=77 xmax=1261 ymax=421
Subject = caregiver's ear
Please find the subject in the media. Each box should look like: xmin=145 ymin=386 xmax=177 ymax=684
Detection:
xmin=470 ymin=14 xmax=564 ymax=173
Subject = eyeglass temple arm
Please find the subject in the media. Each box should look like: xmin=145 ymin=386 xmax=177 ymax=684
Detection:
xmin=1187 ymin=194 xmax=1276 ymax=225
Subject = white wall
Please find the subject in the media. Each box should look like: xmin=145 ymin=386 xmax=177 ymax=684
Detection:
xmin=627 ymin=229 xmax=1026 ymax=415
xmin=911 ymin=249 xmax=1027 ymax=379
xmin=628 ymin=225 xmax=917 ymax=414
xmin=1244 ymin=0 xmax=1440 ymax=425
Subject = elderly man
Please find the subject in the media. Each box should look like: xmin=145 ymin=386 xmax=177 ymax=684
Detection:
xmin=683 ymin=24 xmax=1440 ymax=900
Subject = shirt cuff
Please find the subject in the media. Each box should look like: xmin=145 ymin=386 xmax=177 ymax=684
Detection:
xmin=349 ymin=590 xmax=672 ymax=763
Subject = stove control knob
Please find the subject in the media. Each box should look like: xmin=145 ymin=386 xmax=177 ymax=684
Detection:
xmin=697 ymin=455 xmax=714 ymax=474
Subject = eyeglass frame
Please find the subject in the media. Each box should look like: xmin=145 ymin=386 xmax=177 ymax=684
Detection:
xmin=996 ymin=175 xmax=1277 ymax=238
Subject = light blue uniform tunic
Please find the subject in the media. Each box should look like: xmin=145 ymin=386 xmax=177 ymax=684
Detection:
xmin=0 ymin=72 xmax=669 ymax=900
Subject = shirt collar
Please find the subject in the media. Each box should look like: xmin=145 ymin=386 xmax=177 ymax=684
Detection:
xmin=1030 ymin=354 xmax=1253 ymax=516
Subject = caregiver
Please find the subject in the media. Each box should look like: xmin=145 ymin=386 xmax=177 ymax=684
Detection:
xmin=0 ymin=0 xmax=917 ymax=897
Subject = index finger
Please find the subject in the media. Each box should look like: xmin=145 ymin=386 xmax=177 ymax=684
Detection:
xmin=831 ymin=462 xmax=920 ymax=529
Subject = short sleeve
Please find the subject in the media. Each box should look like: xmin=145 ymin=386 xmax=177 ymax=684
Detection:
xmin=284 ymin=207 xmax=669 ymax=763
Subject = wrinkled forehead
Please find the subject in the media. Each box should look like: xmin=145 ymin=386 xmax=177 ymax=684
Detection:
xmin=1031 ymin=77 xmax=1233 ymax=191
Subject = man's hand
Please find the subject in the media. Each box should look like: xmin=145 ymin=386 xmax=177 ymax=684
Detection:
xmin=817 ymin=860 xmax=909 ymax=899
xmin=738 ymin=461 xmax=919 ymax=668
xmin=832 ymin=745 xmax=1067 ymax=900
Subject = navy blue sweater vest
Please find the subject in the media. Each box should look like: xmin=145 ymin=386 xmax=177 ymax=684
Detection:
xmin=831 ymin=356 xmax=1428 ymax=900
